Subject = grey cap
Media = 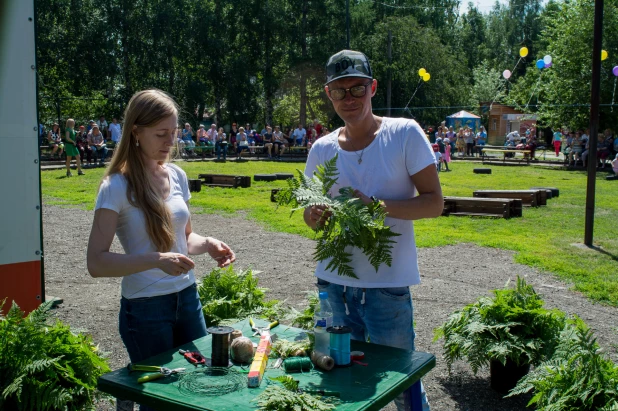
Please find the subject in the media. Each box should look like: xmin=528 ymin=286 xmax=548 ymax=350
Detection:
xmin=325 ymin=50 xmax=373 ymax=85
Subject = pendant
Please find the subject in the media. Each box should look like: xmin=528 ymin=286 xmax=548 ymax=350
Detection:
xmin=358 ymin=158 xmax=362 ymax=164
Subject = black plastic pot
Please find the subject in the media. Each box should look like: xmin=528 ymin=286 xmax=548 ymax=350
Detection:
xmin=490 ymin=359 xmax=530 ymax=394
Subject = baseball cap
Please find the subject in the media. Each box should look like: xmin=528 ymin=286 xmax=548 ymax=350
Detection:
xmin=325 ymin=50 xmax=373 ymax=85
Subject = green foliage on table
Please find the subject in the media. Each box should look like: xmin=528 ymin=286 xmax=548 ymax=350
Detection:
xmin=254 ymin=384 xmax=335 ymax=411
xmin=287 ymin=291 xmax=320 ymax=331
xmin=0 ymin=301 xmax=111 ymax=411
xmin=276 ymin=154 xmax=399 ymax=278
xmin=197 ymin=266 xmax=282 ymax=326
xmin=434 ymin=277 xmax=566 ymax=374
xmin=507 ymin=318 xmax=618 ymax=410
xmin=269 ymin=376 xmax=300 ymax=392
xmin=270 ymin=339 xmax=312 ymax=359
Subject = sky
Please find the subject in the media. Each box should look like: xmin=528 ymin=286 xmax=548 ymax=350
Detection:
xmin=464 ymin=0 xmax=509 ymax=13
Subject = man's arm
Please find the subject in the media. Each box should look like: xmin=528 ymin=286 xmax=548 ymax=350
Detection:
xmin=355 ymin=164 xmax=443 ymax=220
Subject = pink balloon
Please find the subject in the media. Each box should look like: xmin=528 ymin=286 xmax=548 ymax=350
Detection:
xmin=613 ymin=66 xmax=618 ymax=77
xmin=503 ymin=69 xmax=512 ymax=79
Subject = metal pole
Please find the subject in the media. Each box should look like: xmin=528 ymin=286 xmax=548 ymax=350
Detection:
xmin=386 ymin=30 xmax=392 ymax=117
xmin=584 ymin=0 xmax=603 ymax=246
xmin=346 ymin=0 xmax=350 ymax=49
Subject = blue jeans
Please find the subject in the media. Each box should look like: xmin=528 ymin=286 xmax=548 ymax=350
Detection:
xmin=215 ymin=142 xmax=228 ymax=159
xmin=316 ymin=279 xmax=430 ymax=411
xmin=90 ymin=145 xmax=108 ymax=162
xmin=117 ymin=283 xmax=207 ymax=411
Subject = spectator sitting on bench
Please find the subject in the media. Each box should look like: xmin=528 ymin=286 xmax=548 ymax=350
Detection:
xmin=569 ymin=131 xmax=583 ymax=166
xmin=292 ymin=123 xmax=306 ymax=147
xmin=612 ymin=153 xmax=618 ymax=176
xmin=76 ymin=125 xmax=93 ymax=167
xmin=47 ymin=122 xmax=64 ymax=158
xmin=273 ymin=125 xmax=287 ymax=160
xmin=263 ymin=126 xmax=274 ymax=159
xmin=181 ymin=123 xmax=195 ymax=156
xmin=87 ymin=124 xmax=108 ymax=166
xmin=229 ymin=123 xmax=238 ymax=151
xmin=197 ymin=124 xmax=207 ymax=145
xmin=523 ymin=132 xmax=537 ymax=158
xmin=215 ymin=127 xmax=228 ymax=160
xmin=236 ymin=127 xmax=249 ymax=159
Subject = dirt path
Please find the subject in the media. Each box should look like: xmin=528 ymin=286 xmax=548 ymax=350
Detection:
xmin=42 ymin=204 xmax=617 ymax=411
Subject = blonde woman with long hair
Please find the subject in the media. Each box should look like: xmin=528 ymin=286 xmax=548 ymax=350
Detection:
xmin=87 ymin=89 xmax=235 ymax=411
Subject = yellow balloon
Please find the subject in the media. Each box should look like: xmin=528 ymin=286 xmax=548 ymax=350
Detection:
xmin=519 ymin=47 xmax=529 ymax=57
xmin=601 ymin=50 xmax=608 ymax=61
xmin=423 ymin=73 xmax=431 ymax=82
xmin=418 ymin=68 xmax=426 ymax=77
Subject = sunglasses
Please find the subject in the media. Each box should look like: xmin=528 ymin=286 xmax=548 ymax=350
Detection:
xmin=328 ymin=82 xmax=372 ymax=101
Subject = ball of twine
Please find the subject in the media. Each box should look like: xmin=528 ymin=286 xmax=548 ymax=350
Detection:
xmin=230 ymin=336 xmax=254 ymax=363
xmin=231 ymin=329 xmax=243 ymax=341
xmin=311 ymin=350 xmax=335 ymax=371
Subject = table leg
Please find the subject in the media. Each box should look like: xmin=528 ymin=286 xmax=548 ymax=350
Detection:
xmin=402 ymin=381 xmax=423 ymax=411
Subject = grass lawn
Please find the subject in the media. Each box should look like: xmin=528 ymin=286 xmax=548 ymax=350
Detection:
xmin=42 ymin=160 xmax=618 ymax=306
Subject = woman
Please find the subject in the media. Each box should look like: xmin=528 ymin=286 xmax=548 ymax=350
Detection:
xmin=87 ymin=90 xmax=235 ymax=411
xmin=456 ymin=128 xmax=465 ymax=157
xmin=181 ymin=123 xmax=195 ymax=156
xmin=551 ymin=128 xmax=562 ymax=157
xmin=215 ymin=127 xmax=228 ymax=161
xmin=463 ymin=126 xmax=474 ymax=156
xmin=236 ymin=126 xmax=249 ymax=159
xmin=63 ymin=118 xmax=85 ymax=177
xmin=262 ymin=126 xmax=274 ymax=159
xmin=47 ymin=123 xmax=64 ymax=158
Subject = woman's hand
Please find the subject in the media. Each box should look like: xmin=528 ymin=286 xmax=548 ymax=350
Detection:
xmin=158 ymin=253 xmax=195 ymax=276
xmin=206 ymin=238 xmax=236 ymax=267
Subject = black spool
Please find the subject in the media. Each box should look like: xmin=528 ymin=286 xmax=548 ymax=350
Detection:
xmin=208 ymin=326 xmax=233 ymax=367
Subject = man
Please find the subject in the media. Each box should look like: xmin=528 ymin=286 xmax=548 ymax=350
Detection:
xmin=96 ymin=115 xmax=108 ymax=140
xmin=475 ymin=125 xmax=487 ymax=156
xmin=108 ymin=117 xmax=122 ymax=146
xmin=304 ymin=50 xmax=441 ymax=411
xmin=292 ymin=123 xmax=306 ymax=146
xmin=206 ymin=123 xmax=217 ymax=143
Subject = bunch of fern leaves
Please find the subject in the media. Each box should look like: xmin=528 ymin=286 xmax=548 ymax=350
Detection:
xmin=507 ymin=318 xmax=618 ymax=410
xmin=254 ymin=376 xmax=335 ymax=411
xmin=0 ymin=301 xmax=110 ymax=410
xmin=276 ymin=154 xmax=399 ymax=278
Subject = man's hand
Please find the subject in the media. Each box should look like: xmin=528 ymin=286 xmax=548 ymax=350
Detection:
xmin=304 ymin=205 xmax=332 ymax=230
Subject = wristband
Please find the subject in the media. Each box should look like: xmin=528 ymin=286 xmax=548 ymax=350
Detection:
xmin=370 ymin=196 xmax=378 ymax=203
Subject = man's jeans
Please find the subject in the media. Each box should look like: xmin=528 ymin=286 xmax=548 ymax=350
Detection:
xmin=317 ymin=279 xmax=430 ymax=411
xmin=90 ymin=145 xmax=108 ymax=162
xmin=117 ymin=283 xmax=208 ymax=411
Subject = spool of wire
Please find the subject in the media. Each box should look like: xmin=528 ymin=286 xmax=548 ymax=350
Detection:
xmin=327 ymin=326 xmax=352 ymax=367
xmin=208 ymin=326 xmax=233 ymax=367
xmin=177 ymin=367 xmax=246 ymax=396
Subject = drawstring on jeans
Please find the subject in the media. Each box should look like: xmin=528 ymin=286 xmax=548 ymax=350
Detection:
xmin=361 ymin=289 xmax=366 ymax=305
xmin=342 ymin=286 xmax=350 ymax=315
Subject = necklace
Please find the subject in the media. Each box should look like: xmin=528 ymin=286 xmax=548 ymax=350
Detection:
xmin=344 ymin=129 xmax=368 ymax=164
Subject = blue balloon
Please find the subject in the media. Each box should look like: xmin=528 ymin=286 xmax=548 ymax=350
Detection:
xmin=536 ymin=59 xmax=545 ymax=69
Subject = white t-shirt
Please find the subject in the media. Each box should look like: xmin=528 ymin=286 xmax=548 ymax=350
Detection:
xmin=109 ymin=123 xmax=122 ymax=142
xmin=304 ymin=117 xmax=436 ymax=288
xmin=293 ymin=128 xmax=306 ymax=141
xmin=95 ymin=163 xmax=195 ymax=299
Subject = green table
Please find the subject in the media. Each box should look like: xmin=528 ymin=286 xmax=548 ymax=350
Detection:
xmin=98 ymin=319 xmax=435 ymax=410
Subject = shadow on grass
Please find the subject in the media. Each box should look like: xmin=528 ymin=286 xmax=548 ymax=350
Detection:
xmin=436 ymin=374 xmax=532 ymax=411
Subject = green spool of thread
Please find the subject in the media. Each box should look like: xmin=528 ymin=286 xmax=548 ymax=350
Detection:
xmin=282 ymin=357 xmax=313 ymax=373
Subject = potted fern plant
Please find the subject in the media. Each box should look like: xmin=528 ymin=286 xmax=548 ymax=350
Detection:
xmin=434 ymin=277 xmax=566 ymax=393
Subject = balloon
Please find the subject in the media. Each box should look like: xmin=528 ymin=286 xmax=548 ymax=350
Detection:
xmin=613 ymin=66 xmax=618 ymax=76
xmin=503 ymin=69 xmax=512 ymax=79
xmin=519 ymin=47 xmax=529 ymax=57
xmin=536 ymin=59 xmax=545 ymax=69
xmin=418 ymin=68 xmax=426 ymax=77
xmin=601 ymin=50 xmax=608 ymax=61
xmin=423 ymin=73 xmax=431 ymax=81
xmin=543 ymin=55 xmax=552 ymax=64
xmin=544 ymin=62 xmax=552 ymax=68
